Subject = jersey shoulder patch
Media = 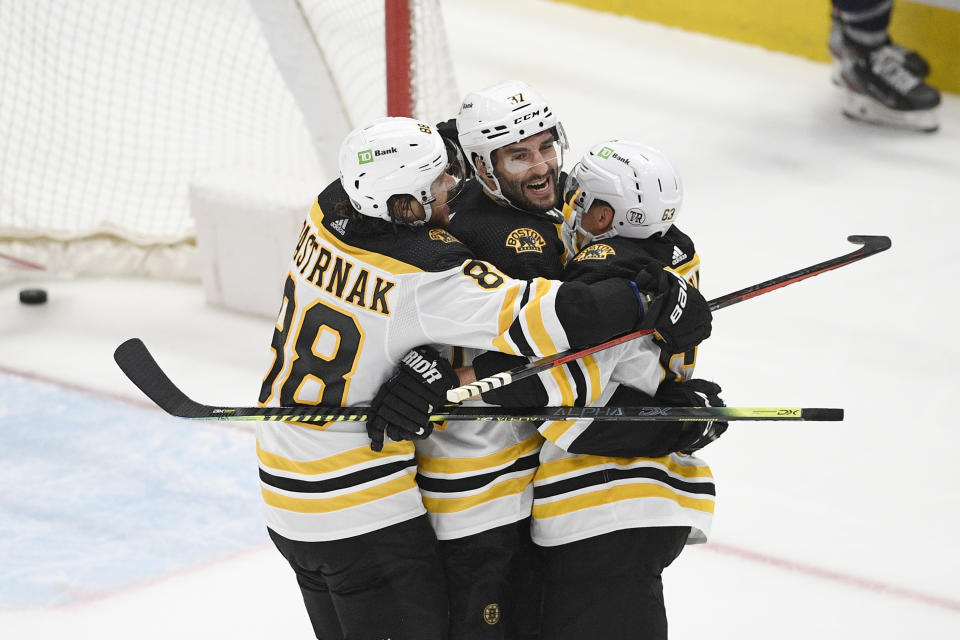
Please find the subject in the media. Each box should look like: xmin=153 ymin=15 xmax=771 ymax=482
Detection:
xmin=505 ymin=227 xmax=547 ymax=254
xmin=572 ymin=242 xmax=616 ymax=262
xmin=429 ymin=228 xmax=460 ymax=244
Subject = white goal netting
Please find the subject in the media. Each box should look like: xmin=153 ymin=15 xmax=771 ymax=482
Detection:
xmin=0 ymin=0 xmax=459 ymax=278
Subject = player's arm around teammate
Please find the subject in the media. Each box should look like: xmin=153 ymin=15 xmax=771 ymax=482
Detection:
xmin=472 ymin=140 xmax=724 ymax=640
xmin=366 ymin=81 xmax=706 ymax=640
xmin=260 ymin=118 xmax=683 ymax=640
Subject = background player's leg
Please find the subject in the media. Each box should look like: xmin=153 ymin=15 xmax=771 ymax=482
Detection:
xmin=830 ymin=0 xmax=940 ymax=131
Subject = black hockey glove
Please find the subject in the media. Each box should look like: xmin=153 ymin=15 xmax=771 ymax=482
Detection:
xmin=366 ymin=345 xmax=459 ymax=452
xmin=656 ymin=379 xmax=728 ymax=455
xmin=633 ymin=262 xmax=712 ymax=353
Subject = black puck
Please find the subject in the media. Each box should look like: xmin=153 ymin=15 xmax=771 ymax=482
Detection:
xmin=19 ymin=288 xmax=48 ymax=304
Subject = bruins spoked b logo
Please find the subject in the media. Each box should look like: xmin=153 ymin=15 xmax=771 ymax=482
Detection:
xmin=483 ymin=603 xmax=501 ymax=625
xmin=505 ymin=228 xmax=546 ymax=254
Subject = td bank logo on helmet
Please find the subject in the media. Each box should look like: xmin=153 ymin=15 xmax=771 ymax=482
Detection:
xmin=358 ymin=147 xmax=398 ymax=164
xmin=597 ymin=146 xmax=630 ymax=165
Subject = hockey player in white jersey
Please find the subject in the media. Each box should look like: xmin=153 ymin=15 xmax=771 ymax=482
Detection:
xmin=472 ymin=140 xmax=723 ymax=640
xmin=257 ymin=118 xmax=709 ymax=640
xmin=408 ymin=82 xmax=713 ymax=640
xmin=421 ymin=80 xmax=573 ymax=640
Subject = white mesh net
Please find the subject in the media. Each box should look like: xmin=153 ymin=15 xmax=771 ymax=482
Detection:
xmin=297 ymin=0 xmax=459 ymax=128
xmin=0 ymin=0 xmax=460 ymax=276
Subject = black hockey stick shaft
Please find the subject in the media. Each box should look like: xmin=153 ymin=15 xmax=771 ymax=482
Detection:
xmin=113 ymin=339 xmax=842 ymax=423
xmin=447 ymin=235 xmax=891 ymax=402
xmin=708 ymin=234 xmax=890 ymax=311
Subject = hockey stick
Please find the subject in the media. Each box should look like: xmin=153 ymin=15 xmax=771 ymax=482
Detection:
xmin=113 ymin=338 xmax=841 ymax=423
xmin=447 ymin=234 xmax=891 ymax=402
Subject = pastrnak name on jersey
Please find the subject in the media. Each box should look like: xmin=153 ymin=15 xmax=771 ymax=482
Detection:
xmin=291 ymin=221 xmax=396 ymax=316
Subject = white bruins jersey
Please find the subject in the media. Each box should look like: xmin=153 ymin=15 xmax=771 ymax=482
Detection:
xmin=415 ymin=345 xmax=543 ymax=540
xmin=415 ymin=181 xmax=576 ymax=540
xmin=530 ymin=240 xmax=716 ymax=547
xmin=256 ymin=180 xmax=641 ymax=542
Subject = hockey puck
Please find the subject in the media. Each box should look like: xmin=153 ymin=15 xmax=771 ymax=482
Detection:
xmin=19 ymin=288 xmax=48 ymax=305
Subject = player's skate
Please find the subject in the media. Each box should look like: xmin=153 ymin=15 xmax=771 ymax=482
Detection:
xmin=838 ymin=42 xmax=940 ymax=132
xmin=828 ymin=13 xmax=931 ymax=86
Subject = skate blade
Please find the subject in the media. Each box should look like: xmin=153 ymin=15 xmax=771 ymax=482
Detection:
xmin=842 ymin=89 xmax=939 ymax=133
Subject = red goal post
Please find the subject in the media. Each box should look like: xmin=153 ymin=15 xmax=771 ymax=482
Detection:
xmin=386 ymin=0 xmax=414 ymax=117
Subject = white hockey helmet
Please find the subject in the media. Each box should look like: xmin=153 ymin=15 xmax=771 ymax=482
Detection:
xmin=339 ymin=116 xmax=465 ymax=225
xmin=456 ymin=80 xmax=568 ymax=205
xmin=564 ymin=140 xmax=682 ymax=240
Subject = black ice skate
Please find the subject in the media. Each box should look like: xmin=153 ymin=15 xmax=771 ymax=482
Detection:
xmin=828 ymin=14 xmax=931 ymax=85
xmin=838 ymin=42 xmax=941 ymax=132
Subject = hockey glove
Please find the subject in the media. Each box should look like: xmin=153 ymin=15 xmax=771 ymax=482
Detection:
xmin=634 ymin=262 xmax=712 ymax=353
xmin=656 ymin=378 xmax=728 ymax=455
xmin=366 ymin=345 xmax=459 ymax=452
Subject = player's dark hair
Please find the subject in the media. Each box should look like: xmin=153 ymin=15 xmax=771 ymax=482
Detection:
xmin=333 ymin=199 xmax=393 ymax=236
xmin=387 ymin=194 xmax=420 ymax=225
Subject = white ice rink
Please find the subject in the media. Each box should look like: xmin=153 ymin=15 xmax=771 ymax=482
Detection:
xmin=2 ymin=0 xmax=959 ymax=637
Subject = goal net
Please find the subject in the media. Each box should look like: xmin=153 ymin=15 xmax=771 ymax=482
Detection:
xmin=0 ymin=0 xmax=460 ymax=279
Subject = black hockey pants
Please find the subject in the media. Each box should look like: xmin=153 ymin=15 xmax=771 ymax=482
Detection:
xmin=268 ymin=515 xmax=449 ymax=640
xmin=438 ymin=517 xmax=543 ymax=640
xmin=539 ymin=526 xmax=690 ymax=640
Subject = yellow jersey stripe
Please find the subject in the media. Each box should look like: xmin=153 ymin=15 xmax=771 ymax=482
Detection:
xmin=257 ymin=440 xmax=414 ymax=475
xmin=421 ymin=474 xmax=534 ymax=514
xmin=677 ymin=252 xmax=701 ymax=276
xmin=417 ymin=432 xmax=543 ymax=474
xmin=309 ymin=202 xmax=423 ymax=275
xmin=536 ymin=454 xmax=713 ymax=481
xmin=523 ymin=278 xmax=558 ymax=356
xmin=261 ymin=473 xmax=417 ymax=514
xmin=548 ymin=363 xmax=575 ymax=410
xmin=492 ymin=283 xmax=523 ymax=355
xmin=582 ymin=355 xmax=602 ymax=404
xmin=552 ymin=220 xmax=569 ymax=264
xmin=491 ymin=335 xmax=519 ymax=356
xmin=540 ymin=419 xmax=578 ymax=443
xmin=532 ymin=482 xmax=716 ymax=519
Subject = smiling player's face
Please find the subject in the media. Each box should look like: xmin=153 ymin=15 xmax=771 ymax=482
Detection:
xmin=491 ymin=131 xmax=560 ymax=213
